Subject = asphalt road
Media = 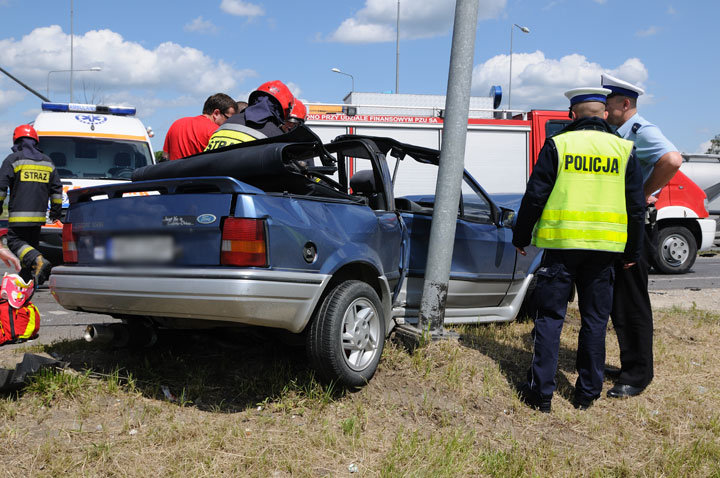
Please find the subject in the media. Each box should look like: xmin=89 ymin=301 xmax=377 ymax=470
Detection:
xmin=1 ymin=254 xmax=719 ymax=349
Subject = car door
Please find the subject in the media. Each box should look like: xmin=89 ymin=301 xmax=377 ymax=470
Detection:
xmin=401 ymin=173 xmax=516 ymax=310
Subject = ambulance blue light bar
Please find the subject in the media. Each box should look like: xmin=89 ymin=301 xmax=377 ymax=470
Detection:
xmin=41 ymin=102 xmax=136 ymax=116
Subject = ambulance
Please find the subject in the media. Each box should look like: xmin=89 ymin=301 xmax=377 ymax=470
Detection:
xmin=22 ymin=102 xmax=155 ymax=265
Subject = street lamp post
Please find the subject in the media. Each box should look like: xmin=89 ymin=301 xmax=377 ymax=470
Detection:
xmin=331 ymin=67 xmax=355 ymax=95
xmin=47 ymin=67 xmax=102 ymax=100
xmin=508 ymin=23 xmax=530 ymax=111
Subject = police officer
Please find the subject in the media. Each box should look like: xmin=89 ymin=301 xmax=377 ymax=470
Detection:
xmin=0 ymin=125 xmax=62 ymax=285
xmin=205 ymin=80 xmax=295 ymax=151
xmin=513 ymin=87 xmax=645 ymax=412
xmin=601 ymin=74 xmax=683 ymax=398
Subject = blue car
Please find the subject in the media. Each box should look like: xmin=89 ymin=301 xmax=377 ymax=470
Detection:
xmin=50 ymin=126 xmax=541 ymax=387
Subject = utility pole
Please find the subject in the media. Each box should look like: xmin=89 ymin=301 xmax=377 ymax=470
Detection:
xmin=70 ymin=0 xmax=74 ymax=102
xmin=417 ymin=0 xmax=479 ymax=336
xmin=0 ymin=66 xmax=50 ymax=102
xmin=395 ymin=0 xmax=400 ymax=94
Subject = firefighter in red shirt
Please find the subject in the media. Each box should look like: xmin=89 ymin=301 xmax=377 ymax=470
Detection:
xmin=163 ymin=93 xmax=237 ymax=160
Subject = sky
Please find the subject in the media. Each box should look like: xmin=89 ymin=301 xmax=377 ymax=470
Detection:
xmin=0 ymin=0 xmax=717 ymax=155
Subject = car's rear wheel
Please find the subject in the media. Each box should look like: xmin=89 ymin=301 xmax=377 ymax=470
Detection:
xmin=307 ymin=280 xmax=385 ymax=387
xmin=653 ymin=226 xmax=697 ymax=274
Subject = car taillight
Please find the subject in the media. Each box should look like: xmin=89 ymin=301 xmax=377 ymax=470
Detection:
xmin=62 ymin=223 xmax=78 ymax=263
xmin=221 ymin=218 xmax=267 ymax=267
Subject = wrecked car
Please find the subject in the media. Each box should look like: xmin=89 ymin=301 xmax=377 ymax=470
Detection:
xmin=49 ymin=126 xmax=541 ymax=387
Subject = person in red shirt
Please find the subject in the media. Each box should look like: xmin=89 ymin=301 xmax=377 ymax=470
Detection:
xmin=163 ymin=93 xmax=236 ymax=160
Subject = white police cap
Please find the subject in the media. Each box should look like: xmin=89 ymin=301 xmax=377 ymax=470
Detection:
xmin=564 ymin=87 xmax=612 ymax=106
xmin=600 ymin=73 xmax=644 ymax=98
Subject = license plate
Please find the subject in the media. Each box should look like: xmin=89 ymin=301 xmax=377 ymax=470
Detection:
xmin=108 ymin=236 xmax=175 ymax=263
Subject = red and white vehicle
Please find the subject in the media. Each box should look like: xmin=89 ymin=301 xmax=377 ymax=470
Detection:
xmin=307 ymin=96 xmax=714 ymax=274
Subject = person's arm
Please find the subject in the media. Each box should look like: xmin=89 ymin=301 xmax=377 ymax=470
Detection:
xmin=643 ymin=150 xmax=682 ymax=202
xmin=0 ymin=155 xmax=14 ymax=213
xmin=48 ymin=167 xmax=63 ymax=221
xmin=623 ymin=150 xmax=645 ymax=267
xmin=0 ymin=247 xmax=20 ymax=271
xmin=512 ymin=140 xmax=559 ymax=254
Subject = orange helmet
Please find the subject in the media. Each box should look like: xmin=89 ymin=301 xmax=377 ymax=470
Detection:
xmin=13 ymin=124 xmax=39 ymax=143
xmin=249 ymin=80 xmax=295 ymax=120
xmin=289 ymin=99 xmax=307 ymax=123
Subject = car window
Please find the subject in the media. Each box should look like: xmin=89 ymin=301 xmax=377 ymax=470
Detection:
xmin=460 ymin=177 xmax=493 ymax=223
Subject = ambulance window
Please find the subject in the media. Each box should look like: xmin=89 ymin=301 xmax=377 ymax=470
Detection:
xmin=39 ymin=137 xmax=153 ymax=179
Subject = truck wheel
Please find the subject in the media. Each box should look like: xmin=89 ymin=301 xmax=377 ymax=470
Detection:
xmin=307 ymin=280 xmax=385 ymax=388
xmin=654 ymin=226 xmax=697 ymax=274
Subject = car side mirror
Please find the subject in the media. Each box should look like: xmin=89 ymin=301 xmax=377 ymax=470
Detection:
xmin=500 ymin=209 xmax=516 ymax=228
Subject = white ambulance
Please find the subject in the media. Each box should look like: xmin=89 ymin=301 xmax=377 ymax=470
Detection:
xmin=30 ymin=102 xmax=155 ymax=265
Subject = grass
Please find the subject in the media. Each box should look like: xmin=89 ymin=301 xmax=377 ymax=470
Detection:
xmin=0 ymin=305 xmax=719 ymax=477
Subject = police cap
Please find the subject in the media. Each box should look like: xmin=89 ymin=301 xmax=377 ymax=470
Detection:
xmin=600 ymin=73 xmax=645 ymax=98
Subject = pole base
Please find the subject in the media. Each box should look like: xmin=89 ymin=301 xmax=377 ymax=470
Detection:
xmin=392 ymin=323 xmax=459 ymax=351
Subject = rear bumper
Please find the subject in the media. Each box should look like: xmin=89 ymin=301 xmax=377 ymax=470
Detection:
xmin=698 ymin=218 xmax=717 ymax=251
xmin=49 ymin=266 xmax=331 ymax=333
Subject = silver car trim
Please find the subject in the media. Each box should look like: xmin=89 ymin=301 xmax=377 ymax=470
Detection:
xmin=393 ymin=273 xmax=534 ymax=325
xmin=50 ymin=266 xmax=331 ymax=333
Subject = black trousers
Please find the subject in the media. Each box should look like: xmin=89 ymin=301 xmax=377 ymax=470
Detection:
xmin=610 ymin=225 xmax=655 ymax=388
xmin=527 ymin=249 xmax=616 ymax=400
xmin=6 ymin=226 xmax=42 ymax=283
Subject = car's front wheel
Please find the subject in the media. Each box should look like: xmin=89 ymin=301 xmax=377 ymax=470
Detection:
xmin=653 ymin=226 xmax=697 ymax=274
xmin=307 ymin=280 xmax=385 ymax=388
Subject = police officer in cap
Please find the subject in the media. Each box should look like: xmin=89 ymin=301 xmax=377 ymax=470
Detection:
xmin=513 ymin=87 xmax=645 ymax=412
xmin=601 ymin=73 xmax=682 ymax=398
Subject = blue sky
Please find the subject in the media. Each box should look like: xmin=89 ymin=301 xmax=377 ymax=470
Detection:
xmin=0 ymin=0 xmax=717 ymax=154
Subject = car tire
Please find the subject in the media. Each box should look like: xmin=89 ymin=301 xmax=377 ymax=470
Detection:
xmin=307 ymin=280 xmax=385 ymax=388
xmin=653 ymin=226 xmax=697 ymax=274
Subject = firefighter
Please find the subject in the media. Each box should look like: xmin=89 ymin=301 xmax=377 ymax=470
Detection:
xmin=512 ymin=87 xmax=645 ymax=412
xmin=282 ymin=99 xmax=307 ymax=132
xmin=0 ymin=125 xmax=62 ymax=285
xmin=204 ymin=80 xmax=295 ymax=151
xmin=601 ymin=73 xmax=683 ymax=398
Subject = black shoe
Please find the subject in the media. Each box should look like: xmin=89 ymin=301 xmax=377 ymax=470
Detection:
xmin=573 ymin=394 xmax=599 ymax=410
xmin=604 ymin=367 xmax=621 ymax=379
xmin=518 ymin=384 xmax=552 ymax=413
xmin=607 ymin=384 xmax=645 ymax=398
xmin=32 ymin=256 xmax=53 ymax=286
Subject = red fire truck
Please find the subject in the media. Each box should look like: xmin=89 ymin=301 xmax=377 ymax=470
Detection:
xmin=307 ymin=101 xmax=714 ymax=274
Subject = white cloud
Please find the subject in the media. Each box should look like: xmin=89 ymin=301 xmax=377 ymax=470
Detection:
xmin=698 ymin=140 xmax=711 ymax=154
xmin=328 ymin=0 xmax=506 ymax=43
xmin=0 ymin=26 xmax=255 ymax=101
xmin=220 ymin=0 xmax=264 ymax=17
xmin=471 ymin=51 xmax=648 ymax=110
xmin=636 ymin=26 xmax=660 ymax=37
xmin=667 ymin=5 xmax=676 ymax=14
xmin=593 ymin=0 xmax=607 ymax=4
xmin=0 ymin=89 xmax=25 ymax=109
xmin=184 ymin=16 xmax=218 ymax=34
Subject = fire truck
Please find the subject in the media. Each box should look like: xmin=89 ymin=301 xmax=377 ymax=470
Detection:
xmin=306 ymin=92 xmax=715 ymax=274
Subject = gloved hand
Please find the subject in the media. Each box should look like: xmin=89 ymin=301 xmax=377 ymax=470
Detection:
xmin=48 ymin=205 xmax=62 ymax=222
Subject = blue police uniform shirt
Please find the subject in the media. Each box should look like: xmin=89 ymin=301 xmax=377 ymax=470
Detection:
xmin=616 ymin=113 xmax=677 ymax=184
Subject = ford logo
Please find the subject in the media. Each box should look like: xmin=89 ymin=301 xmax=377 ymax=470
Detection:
xmin=196 ymin=214 xmax=216 ymax=225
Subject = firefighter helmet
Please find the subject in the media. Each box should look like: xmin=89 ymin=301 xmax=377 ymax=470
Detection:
xmin=249 ymin=80 xmax=295 ymax=120
xmin=289 ymin=99 xmax=307 ymax=123
xmin=13 ymin=124 xmax=39 ymax=143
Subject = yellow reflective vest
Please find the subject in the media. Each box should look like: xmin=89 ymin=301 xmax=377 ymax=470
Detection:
xmin=204 ymin=123 xmax=267 ymax=152
xmin=532 ymin=130 xmax=634 ymax=252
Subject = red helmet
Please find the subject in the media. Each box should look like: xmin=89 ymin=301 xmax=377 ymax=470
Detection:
xmin=13 ymin=124 xmax=39 ymax=143
xmin=289 ymin=99 xmax=307 ymax=123
xmin=249 ymin=80 xmax=295 ymax=120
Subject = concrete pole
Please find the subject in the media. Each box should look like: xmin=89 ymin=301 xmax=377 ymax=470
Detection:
xmin=417 ymin=0 xmax=479 ymax=334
